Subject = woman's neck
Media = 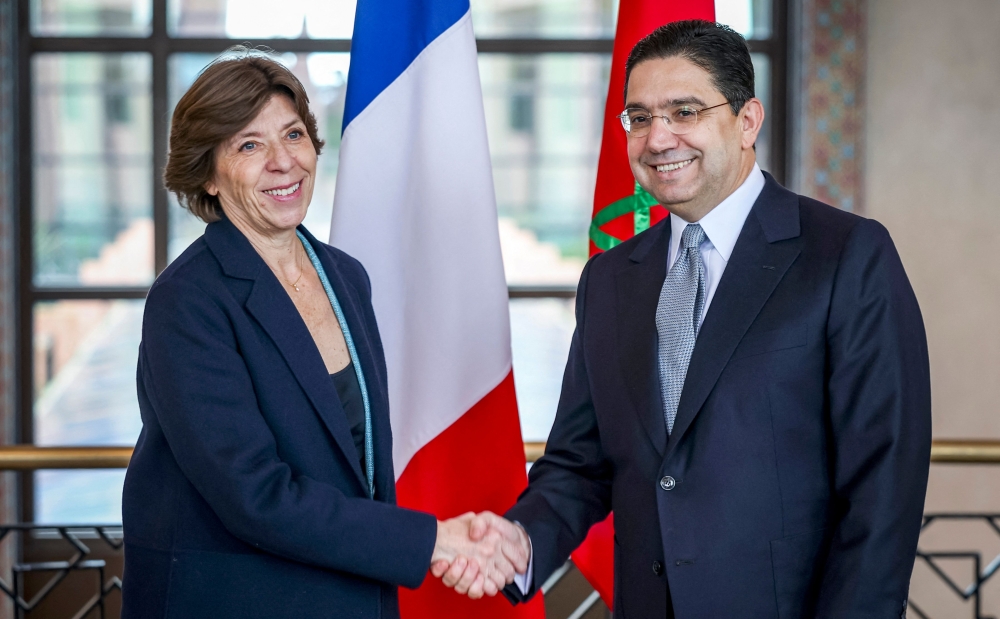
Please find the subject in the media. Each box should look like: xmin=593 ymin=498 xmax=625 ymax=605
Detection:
xmin=224 ymin=208 xmax=302 ymax=277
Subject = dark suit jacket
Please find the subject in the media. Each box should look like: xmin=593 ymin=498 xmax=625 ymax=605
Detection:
xmin=505 ymin=174 xmax=931 ymax=619
xmin=122 ymin=219 xmax=437 ymax=619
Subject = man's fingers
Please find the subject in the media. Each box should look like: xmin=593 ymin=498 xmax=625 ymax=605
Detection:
xmin=482 ymin=573 xmax=500 ymax=597
xmin=442 ymin=556 xmax=468 ymax=588
xmin=454 ymin=558 xmax=481 ymax=595
xmin=430 ymin=560 xmax=450 ymax=578
xmin=469 ymin=515 xmax=489 ymax=541
xmin=490 ymin=549 xmax=516 ymax=582
xmin=501 ymin=537 xmax=530 ymax=573
xmin=467 ymin=573 xmax=487 ymax=599
xmin=469 ymin=511 xmax=499 ymax=541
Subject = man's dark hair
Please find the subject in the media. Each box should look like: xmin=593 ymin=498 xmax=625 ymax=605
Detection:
xmin=624 ymin=20 xmax=754 ymax=116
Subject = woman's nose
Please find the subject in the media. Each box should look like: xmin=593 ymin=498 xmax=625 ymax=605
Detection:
xmin=267 ymin=142 xmax=295 ymax=171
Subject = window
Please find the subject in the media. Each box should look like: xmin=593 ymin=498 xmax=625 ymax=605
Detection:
xmin=16 ymin=0 xmax=786 ymax=522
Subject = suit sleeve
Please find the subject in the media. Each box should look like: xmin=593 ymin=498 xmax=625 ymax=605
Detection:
xmin=503 ymin=257 xmax=614 ymax=603
xmin=139 ymin=277 xmax=437 ymax=589
xmin=815 ymin=219 xmax=932 ymax=618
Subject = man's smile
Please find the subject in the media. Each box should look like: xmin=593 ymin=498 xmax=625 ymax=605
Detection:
xmin=655 ymin=158 xmax=695 ymax=173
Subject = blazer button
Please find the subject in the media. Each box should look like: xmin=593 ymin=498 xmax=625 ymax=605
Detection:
xmin=652 ymin=560 xmax=664 ymax=576
xmin=659 ymin=476 xmax=676 ymax=491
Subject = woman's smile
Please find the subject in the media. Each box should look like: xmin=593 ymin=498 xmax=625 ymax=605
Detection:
xmin=261 ymin=180 xmax=303 ymax=200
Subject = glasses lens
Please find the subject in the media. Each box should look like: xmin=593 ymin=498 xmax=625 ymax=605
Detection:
xmin=669 ymin=106 xmax=699 ymax=135
xmin=625 ymin=109 xmax=652 ymax=137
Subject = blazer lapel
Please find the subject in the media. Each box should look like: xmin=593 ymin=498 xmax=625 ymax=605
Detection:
xmin=298 ymin=227 xmax=396 ymax=500
xmin=665 ymin=174 xmax=802 ymax=458
xmin=207 ymin=219 xmax=370 ymax=495
xmin=616 ymin=220 xmax=671 ymax=458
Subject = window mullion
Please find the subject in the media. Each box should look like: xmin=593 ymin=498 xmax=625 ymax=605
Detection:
xmin=152 ymin=0 xmax=168 ymax=274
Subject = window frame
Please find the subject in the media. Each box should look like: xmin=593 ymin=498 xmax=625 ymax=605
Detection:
xmin=14 ymin=0 xmax=788 ymax=521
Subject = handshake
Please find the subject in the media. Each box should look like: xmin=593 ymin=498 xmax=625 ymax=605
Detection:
xmin=430 ymin=511 xmax=532 ymax=599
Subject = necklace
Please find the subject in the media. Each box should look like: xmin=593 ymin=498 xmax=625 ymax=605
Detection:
xmin=247 ymin=235 xmax=305 ymax=292
xmin=287 ymin=246 xmax=305 ymax=292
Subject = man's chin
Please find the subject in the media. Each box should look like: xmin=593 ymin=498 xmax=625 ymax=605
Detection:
xmin=646 ymin=186 xmax=699 ymax=211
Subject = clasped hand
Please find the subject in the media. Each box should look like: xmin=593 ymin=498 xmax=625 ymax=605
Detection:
xmin=430 ymin=511 xmax=531 ymax=599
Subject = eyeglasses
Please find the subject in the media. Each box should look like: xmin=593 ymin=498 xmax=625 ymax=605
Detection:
xmin=618 ymin=101 xmax=730 ymax=137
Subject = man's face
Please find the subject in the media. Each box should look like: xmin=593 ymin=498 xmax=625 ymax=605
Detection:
xmin=625 ymin=56 xmax=762 ymax=221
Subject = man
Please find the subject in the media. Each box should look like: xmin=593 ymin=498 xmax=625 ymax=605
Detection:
xmin=433 ymin=19 xmax=931 ymax=618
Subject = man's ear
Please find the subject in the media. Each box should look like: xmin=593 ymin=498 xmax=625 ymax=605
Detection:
xmin=740 ymin=98 xmax=765 ymax=151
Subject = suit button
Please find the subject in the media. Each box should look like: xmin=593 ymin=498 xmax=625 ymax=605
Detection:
xmin=652 ymin=560 xmax=664 ymax=576
xmin=659 ymin=476 xmax=676 ymax=491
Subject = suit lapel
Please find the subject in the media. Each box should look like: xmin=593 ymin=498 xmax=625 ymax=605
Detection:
xmin=616 ymin=220 xmax=671 ymax=458
xmin=207 ymin=219 xmax=370 ymax=495
xmin=665 ymin=174 xmax=802 ymax=458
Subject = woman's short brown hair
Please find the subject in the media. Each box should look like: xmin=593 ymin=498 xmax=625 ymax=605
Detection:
xmin=164 ymin=48 xmax=325 ymax=223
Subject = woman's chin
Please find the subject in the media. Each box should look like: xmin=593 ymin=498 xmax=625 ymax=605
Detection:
xmin=262 ymin=204 xmax=309 ymax=234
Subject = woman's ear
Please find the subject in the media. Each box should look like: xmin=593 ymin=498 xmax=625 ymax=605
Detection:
xmin=204 ymin=180 xmax=218 ymax=196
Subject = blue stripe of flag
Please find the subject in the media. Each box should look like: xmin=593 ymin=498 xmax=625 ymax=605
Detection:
xmin=342 ymin=0 xmax=471 ymax=132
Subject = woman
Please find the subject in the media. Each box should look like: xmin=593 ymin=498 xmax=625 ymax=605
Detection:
xmin=121 ymin=51 xmax=517 ymax=618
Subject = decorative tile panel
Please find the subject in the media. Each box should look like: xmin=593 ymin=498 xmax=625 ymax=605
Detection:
xmin=796 ymin=0 xmax=867 ymax=213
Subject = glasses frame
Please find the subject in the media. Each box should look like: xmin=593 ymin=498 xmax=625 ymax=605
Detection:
xmin=619 ymin=101 xmax=732 ymax=137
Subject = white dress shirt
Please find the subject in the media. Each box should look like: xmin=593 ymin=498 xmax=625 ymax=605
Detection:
xmin=513 ymin=164 xmax=765 ymax=595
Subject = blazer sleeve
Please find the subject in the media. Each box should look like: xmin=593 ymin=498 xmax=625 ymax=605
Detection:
xmin=139 ymin=277 xmax=437 ymax=589
xmin=503 ymin=257 xmax=614 ymax=603
xmin=815 ymin=219 xmax=932 ymax=618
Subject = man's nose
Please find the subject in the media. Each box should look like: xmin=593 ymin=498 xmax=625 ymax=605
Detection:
xmin=645 ymin=116 xmax=681 ymax=152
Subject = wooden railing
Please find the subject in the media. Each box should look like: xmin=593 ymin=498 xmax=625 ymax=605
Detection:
xmin=2 ymin=440 xmax=999 ymax=619
xmin=1 ymin=440 xmax=999 ymax=470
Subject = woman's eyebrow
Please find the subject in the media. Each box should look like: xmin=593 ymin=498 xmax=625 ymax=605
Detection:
xmin=232 ymin=119 xmax=301 ymax=141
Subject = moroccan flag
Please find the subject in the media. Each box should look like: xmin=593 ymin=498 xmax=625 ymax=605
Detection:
xmin=330 ymin=0 xmax=544 ymax=618
xmin=573 ymin=0 xmax=717 ymax=607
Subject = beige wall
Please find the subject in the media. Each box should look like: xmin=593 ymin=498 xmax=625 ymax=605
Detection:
xmin=868 ymin=0 xmax=1000 ymax=445
xmin=866 ymin=0 xmax=1000 ymax=614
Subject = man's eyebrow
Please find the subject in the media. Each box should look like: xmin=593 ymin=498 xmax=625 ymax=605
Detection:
xmin=624 ymin=96 xmax=709 ymax=110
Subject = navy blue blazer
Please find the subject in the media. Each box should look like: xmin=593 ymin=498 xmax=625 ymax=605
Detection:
xmin=505 ymin=174 xmax=931 ymax=619
xmin=122 ymin=218 xmax=437 ymax=619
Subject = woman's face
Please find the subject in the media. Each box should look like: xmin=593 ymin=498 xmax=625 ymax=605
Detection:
xmin=206 ymin=94 xmax=317 ymax=237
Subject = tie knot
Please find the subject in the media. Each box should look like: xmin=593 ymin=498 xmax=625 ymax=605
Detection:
xmin=680 ymin=224 xmax=706 ymax=251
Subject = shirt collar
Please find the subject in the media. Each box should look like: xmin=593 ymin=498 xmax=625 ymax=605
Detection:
xmin=669 ymin=163 xmax=765 ymax=262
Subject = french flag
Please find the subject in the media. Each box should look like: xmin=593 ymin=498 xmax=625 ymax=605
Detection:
xmin=331 ymin=0 xmax=545 ymax=617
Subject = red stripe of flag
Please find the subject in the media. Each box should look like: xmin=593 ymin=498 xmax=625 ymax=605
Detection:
xmin=396 ymin=372 xmax=545 ymax=619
